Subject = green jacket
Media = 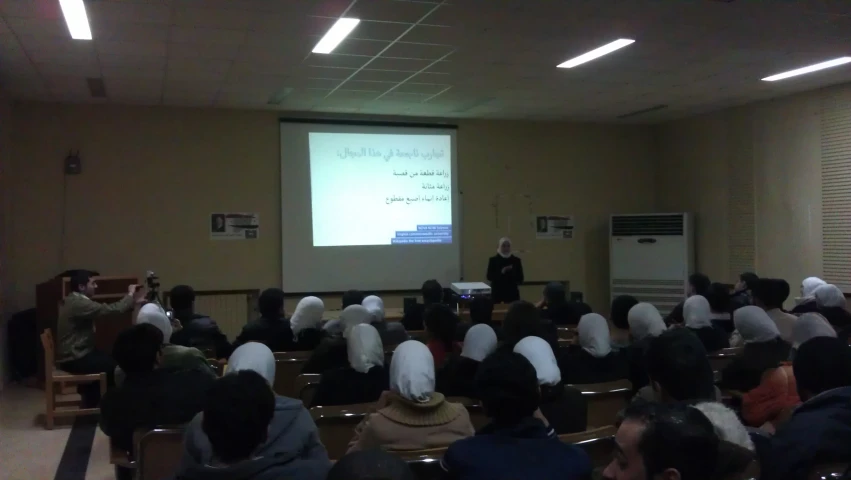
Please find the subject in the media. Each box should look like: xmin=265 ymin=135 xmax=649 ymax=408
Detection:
xmin=114 ymin=344 xmax=216 ymax=386
xmin=56 ymin=292 xmax=134 ymax=364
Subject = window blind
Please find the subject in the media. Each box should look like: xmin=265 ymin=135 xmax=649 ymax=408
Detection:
xmin=821 ymin=88 xmax=851 ymax=292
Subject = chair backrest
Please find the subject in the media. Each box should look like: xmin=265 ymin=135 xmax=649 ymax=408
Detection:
xmin=134 ymin=427 xmax=185 ymax=480
xmin=808 ymin=464 xmax=851 ymax=480
xmin=559 ymin=425 xmax=617 ymax=468
xmin=557 ymin=327 xmax=577 ymax=340
xmin=405 ymin=456 xmax=445 ymax=480
xmin=294 ymin=373 xmax=321 ymax=406
xmin=310 ymin=403 xmax=374 ymax=460
xmin=40 ymin=329 xmax=55 ymax=371
xmin=569 ymin=379 xmax=631 ymax=427
xmin=708 ymin=347 xmax=743 ymax=371
xmin=208 ymin=359 xmax=224 ymax=377
xmin=407 ymin=330 xmax=428 ymax=342
xmin=272 ymin=352 xmax=309 ymax=398
xmin=447 ymin=396 xmax=490 ymax=430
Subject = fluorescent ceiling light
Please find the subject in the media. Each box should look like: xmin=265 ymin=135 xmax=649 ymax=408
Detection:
xmin=762 ymin=57 xmax=851 ymax=81
xmin=59 ymin=0 xmax=92 ymax=40
xmin=312 ymin=18 xmax=360 ymax=54
xmin=557 ymin=39 xmax=635 ymax=68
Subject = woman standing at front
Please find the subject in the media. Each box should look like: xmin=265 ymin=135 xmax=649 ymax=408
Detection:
xmin=487 ymin=237 xmax=524 ymax=304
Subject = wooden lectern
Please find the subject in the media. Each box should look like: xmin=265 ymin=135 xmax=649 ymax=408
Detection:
xmin=35 ymin=275 xmax=138 ymax=383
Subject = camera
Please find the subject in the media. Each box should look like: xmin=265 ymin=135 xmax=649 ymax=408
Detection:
xmin=145 ymin=270 xmax=162 ymax=304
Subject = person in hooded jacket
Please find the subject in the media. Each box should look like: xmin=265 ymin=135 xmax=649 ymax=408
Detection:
xmin=232 ymin=288 xmax=296 ymax=352
xmin=302 ymin=305 xmax=372 ymax=374
xmin=310 ymin=324 xmax=390 ymax=407
xmin=178 ymin=342 xmax=330 ymax=478
xmin=172 ymin=369 xmax=330 ymax=480
xmin=559 ymin=313 xmax=626 ymax=384
xmin=169 ymin=285 xmax=233 ymax=359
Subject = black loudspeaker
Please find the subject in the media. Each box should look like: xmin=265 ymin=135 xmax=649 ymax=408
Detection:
xmin=403 ymin=297 xmax=417 ymax=315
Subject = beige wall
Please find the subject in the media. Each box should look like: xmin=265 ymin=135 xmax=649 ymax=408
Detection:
xmin=1 ymin=88 xmax=11 ymax=386
xmin=4 ymin=102 xmax=658 ymax=316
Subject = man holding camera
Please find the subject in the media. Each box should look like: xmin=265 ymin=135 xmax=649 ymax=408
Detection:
xmin=57 ymin=272 xmax=146 ymax=406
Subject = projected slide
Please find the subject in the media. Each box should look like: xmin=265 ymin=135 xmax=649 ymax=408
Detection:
xmin=309 ymin=132 xmax=453 ymax=247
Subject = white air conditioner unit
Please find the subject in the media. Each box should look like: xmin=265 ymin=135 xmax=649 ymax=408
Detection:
xmin=610 ymin=213 xmax=694 ymax=316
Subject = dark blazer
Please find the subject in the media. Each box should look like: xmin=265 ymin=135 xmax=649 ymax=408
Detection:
xmin=689 ymin=326 xmax=730 ymax=353
xmin=310 ymin=365 xmax=389 ymax=407
xmin=540 ymin=303 xmax=584 ymax=326
xmin=232 ymin=316 xmax=296 ymax=352
xmin=486 ymin=254 xmax=524 ymax=304
xmin=170 ymin=312 xmax=233 ymax=359
xmin=539 ymin=383 xmax=587 ymax=434
xmin=436 ymin=355 xmax=483 ymax=399
xmin=720 ymin=338 xmax=791 ymax=393
xmin=790 ymin=300 xmax=818 ymax=315
xmin=558 ymin=348 xmax=627 ymax=385
xmin=301 ymin=338 xmax=348 ymax=374
xmin=99 ymin=367 xmax=215 ymax=453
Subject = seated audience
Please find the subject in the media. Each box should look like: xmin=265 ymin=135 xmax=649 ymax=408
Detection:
xmin=327 ymin=450 xmax=415 ymax=480
xmin=180 ymin=342 xmax=329 ymax=472
xmin=742 ymin=313 xmax=837 ymax=429
xmin=100 ymin=324 xmax=215 ymax=453
xmin=720 ymin=306 xmax=791 ymax=393
xmin=559 ymin=313 xmax=626 ymax=384
xmin=790 ymin=276 xmax=825 ymax=314
xmin=455 ymin=296 xmax=502 ymax=342
xmin=752 ymin=279 xmax=797 ymax=343
xmin=424 ymin=304 xmax=461 ymax=368
xmin=169 ymin=284 xmax=233 ymax=359
xmin=311 ymin=324 xmax=389 ymax=407
xmin=625 ymin=302 xmax=667 ymax=394
xmin=232 ymin=288 xmax=297 ymax=352
xmin=116 ymin=303 xmax=213 ymax=385
xmin=303 ymin=304 xmax=372 ymax=374
xmin=813 ymin=283 xmax=851 ymax=330
xmin=288 ymin=296 xmax=325 ymax=351
xmin=610 ymin=295 xmax=639 ymax=349
xmin=762 ymin=337 xmax=851 ymax=480
xmin=692 ymin=402 xmax=756 ymax=478
xmin=537 ymin=281 xmax=581 ymax=325
xmin=346 ymin=340 xmax=474 ymax=452
xmin=437 ymin=324 xmax=498 ymax=398
xmin=402 ymin=279 xmax=443 ymax=331
xmin=342 ymin=289 xmax=366 ymax=308
xmin=514 ymin=336 xmax=587 ymax=434
xmin=502 ymin=300 xmax=558 ymax=351
xmin=683 ymin=295 xmax=730 ymax=353
xmin=666 ymin=272 xmax=711 ymax=325
xmin=706 ymin=282 xmax=734 ymax=333
xmin=730 ymin=272 xmax=759 ymax=312
xmin=174 ymin=370 xmax=330 ymax=480
xmin=636 ymin=328 xmax=717 ymax=403
xmin=602 ymin=402 xmax=719 ymax=480
xmin=440 ymin=351 xmax=592 ymax=480
xmin=363 ymin=295 xmax=409 ymax=346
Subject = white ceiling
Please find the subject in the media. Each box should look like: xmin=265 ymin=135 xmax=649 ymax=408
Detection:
xmin=1 ymin=0 xmax=851 ymax=123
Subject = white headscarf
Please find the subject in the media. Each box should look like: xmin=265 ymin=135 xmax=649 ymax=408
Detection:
xmin=813 ymin=284 xmax=846 ymax=308
xmin=684 ymin=295 xmax=713 ymax=329
xmin=792 ymin=313 xmax=837 ymax=348
xmin=228 ymin=342 xmax=275 ymax=385
xmin=733 ymin=306 xmax=780 ymax=344
xmin=578 ymin=313 xmax=612 ymax=358
xmin=347 ymin=324 xmax=384 ymax=373
xmin=290 ymin=296 xmax=324 ymax=337
xmin=693 ymin=402 xmax=755 ymax=452
xmin=460 ymin=324 xmax=497 ymax=362
xmin=341 ymin=304 xmax=372 ymax=338
xmin=362 ymin=295 xmax=385 ymax=323
xmin=497 ymin=237 xmax=511 ymax=258
xmin=801 ymin=277 xmax=827 ymax=299
xmin=390 ymin=340 xmax=435 ymax=403
xmin=137 ymin=303 xmax=172 ymax=343
xmin=627 ymin=303 xmax=666 ymax=341
xmin=513 ymin=336 xmax=561 ymax=386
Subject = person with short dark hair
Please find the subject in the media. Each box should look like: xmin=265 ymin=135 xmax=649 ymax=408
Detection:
xmin=440 ymin=351 xmax=592 ymax=480
xmin=327 ymin=450 xmax=415 ymax=480
xmin=310 ymin=324 xmax=389 ymax=407
xmin=682 ymin=295 xmax=730 ymax=353
xmin=99 ymin=324 xmax=215 ymax=453
xmin=486 ymin=237 xmax=525 ymax=304
xmin=642 ymin=328 xmax=717 ymax=403
xmin=602 ymin=402 xmax=720 ymax=480
xmin=559 ymin=313 xmax=628 ymax=384
xmin=666 ymin=273 xmax=712 ymax=325
xmin=762 ymin=337 xmax=851 ymax=480
xmin=401 ymin=279 xmax=443 ymax=330
xmin=730 ymin=272 xmax=759 ymax=312
xmin=502 ymin=300 xmax=558 ymax=351
xmin=175 ymin=370 xmax=330 ymax=480
xmin=169 ymin=284 xmax=233 ymax=359
xmin=179 ymin=343 xmax=330 ymax=477
xmin=610 ymin=295 xmax=639 ymax=349
xmin=751 ymin=279 xmax=798 ymax=343
xmin=424 ymin=304 xmax=461 ymax=368
xmin=57 ymin=272 xmax=146 ymax=407
xmin=706 ymin=282 xmax=733 ymax=332
xmin=537 ymin=282 xmax=581 ymax=325
xmin=720 ymin=306 xmax=791 ymax=393
xmin=437 ymin=324 xmax=498 ymax=399
xmin=342 ymin=289 xmax=366 ymax=309
xmin=232 ymin=288 xmax=298 ymax=352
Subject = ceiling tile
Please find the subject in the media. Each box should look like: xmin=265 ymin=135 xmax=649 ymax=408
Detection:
xmin=381 ymin=42 xmax=455 ymax=60
xmin=350 ymin=21 xmax=412 ymax=42
xmin=168 ymin=41 xmax=242 ymax=61
xmin=345 ymin=0 xmax=443 ymax=23
xmin=1 ymin=0 xmax=62 ymax=19
xmin=169 ymin=26 xmax=246 ymax=45
xmin=306 ymin=54 xmax=371 ymax=70
xmin=86 ymin=1 xmax=171 ymax=25
xmin=319 ymin=38 xmax=390 ymax=57
xmin=351 ymin=69 xmax=415 ymax=83
xmin=92 ymin=22 xmax=169 ymax=43
xmin=368 ymin=56 xmax=443 ymax=71
xmin=171 ymin=5 xmax=258 ymax=29
xmin=97 ymin=39 xmax=167 ymax=57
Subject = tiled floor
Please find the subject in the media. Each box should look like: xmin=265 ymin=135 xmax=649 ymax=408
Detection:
xmin=0 ymin=385 xmax=113 ymax=480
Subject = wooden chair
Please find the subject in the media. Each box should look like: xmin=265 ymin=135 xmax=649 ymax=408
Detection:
xmin=448 ymin=396 xmax=489 ymax=430
xmin=134 ymin=427 xmax=185 ymax=480
xmin=394 ymin=447 xmax=448 ymax=480
xmin=40 ymin=329 xmax=106 ymax=429
xmin=310 ymin=403 xmax=374 ymax=460
xmin=208 ymin=359 xmax=225 ymax=377
xmin=808 ymin=463 xmax=850 ymax=480
xmin=557 ymin=327 xmax=578 ymax=340
xmin=294 ymin=373 xmax=321 ymax=406
xmin=407 ymin=330 xmax=428 ymax=342
xmin=272 ymin=351 xmax=310 ymax=398
xmin=559 ymin=425 xmax=617 ymax=468
xmin=708 ymin=347 xmax=743 ymax=372
xmin=570 ymin=379 xmax=631 ymax=427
